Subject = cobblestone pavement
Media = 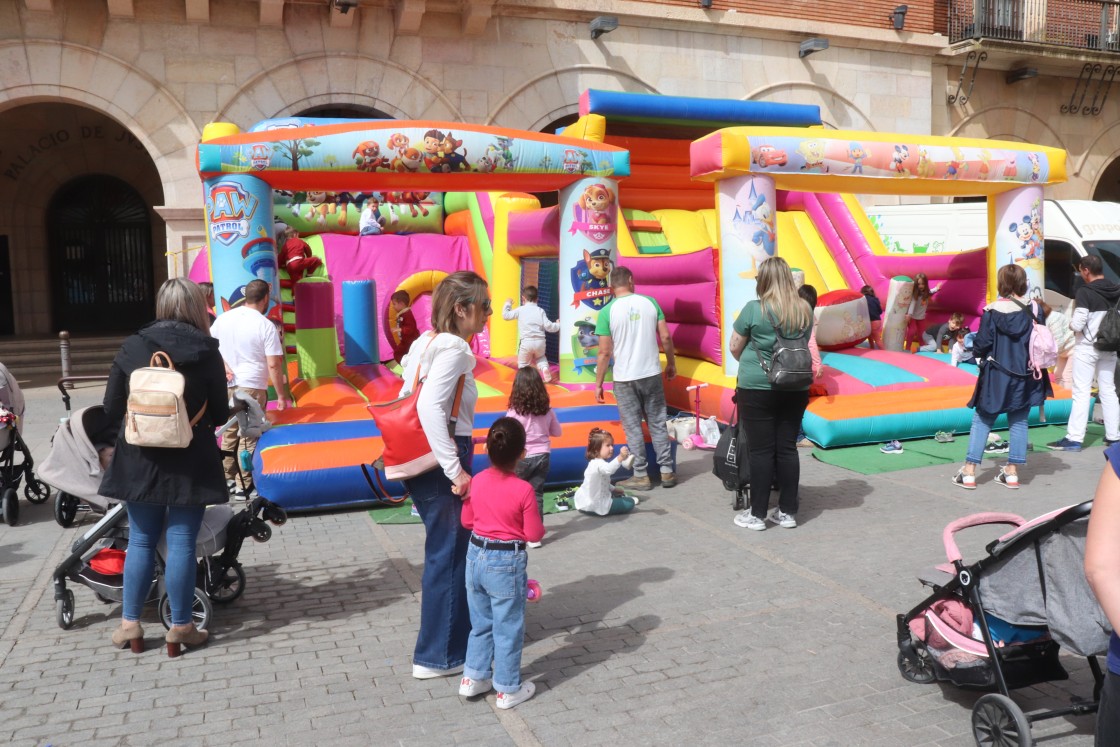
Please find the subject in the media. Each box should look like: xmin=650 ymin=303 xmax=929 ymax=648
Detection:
xmin=0 ymin=381 xmax=1104 ymax=746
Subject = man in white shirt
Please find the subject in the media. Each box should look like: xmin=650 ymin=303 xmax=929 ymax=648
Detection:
xmin=211 ymin=279 xmax=292 ymax=495
xmin=594 ymin=266 xmax=677 ymax=490
xmin=502 ymin=285 xmax=560 ymax=381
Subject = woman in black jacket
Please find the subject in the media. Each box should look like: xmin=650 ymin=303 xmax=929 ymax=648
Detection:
xmin=952 ymin=264 xmax=1052 ymax=490
xmin=100 ymin=278 xmax=230 ymax=655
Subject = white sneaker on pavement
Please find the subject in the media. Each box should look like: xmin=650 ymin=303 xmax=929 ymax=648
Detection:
xmin=767 ymin=508 xmax=797 ymax=528
xmin=733 ymin=511 xmax=766 ymax=531
xmin=412 ymin=663 xmax=464 ymax=679
xmin=495 ymin=681 xmax=535 ymax=709
xmin=458 ymin=676 xmax=492 ymax=697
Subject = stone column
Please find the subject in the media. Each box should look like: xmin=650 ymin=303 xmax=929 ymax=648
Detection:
xmin=557 ymin=178 xmax=620 ymax=384
xmin=716 ymin=174 xmax=776 ymax=377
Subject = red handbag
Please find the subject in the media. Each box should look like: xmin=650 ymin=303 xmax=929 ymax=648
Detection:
xmin=367 ymin=336 xmax=466 ymax=481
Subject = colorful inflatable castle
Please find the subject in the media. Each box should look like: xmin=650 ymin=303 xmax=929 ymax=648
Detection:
xmin=193 ymin=91 xmax=1070 ymax=509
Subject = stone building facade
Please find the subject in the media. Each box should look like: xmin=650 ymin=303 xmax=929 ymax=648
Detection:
xmin=1 ymin=0 xmax=1118 ymax=336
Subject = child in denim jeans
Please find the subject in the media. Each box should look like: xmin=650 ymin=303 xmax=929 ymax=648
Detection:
xmin=459 ymin=417 xmax=545 ymax=708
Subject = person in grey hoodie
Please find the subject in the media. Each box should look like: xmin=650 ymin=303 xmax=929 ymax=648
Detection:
xmin=1048 ymin=254 xmax=1120 ymax=452
xmin=953 ymin=264 xmax=1052 ymax=490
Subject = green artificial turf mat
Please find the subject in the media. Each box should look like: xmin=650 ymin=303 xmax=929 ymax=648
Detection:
xmin=813 ymin=423 xmax=1107 ymax=476
xmin=369 ymin=487 xmax=577 ymax=524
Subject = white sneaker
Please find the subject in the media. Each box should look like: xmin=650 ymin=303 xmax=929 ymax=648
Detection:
xmin=458 ymin=676 xmax=492 ymax=697
xmin=527 ymin=541 xmax=542 ymax=549
xmin=733 ymin=511 xmax=766 ymax=531
xmin=412 ymin=663 xmax=464 ymax=679
xmin=495 ymin=681 xmax=535 ymax=709
xmin=767 ymin=508 xmax=797 ymax=528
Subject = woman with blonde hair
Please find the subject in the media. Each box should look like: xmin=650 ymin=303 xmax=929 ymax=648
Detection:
xmin=729 ymin=257 xmax=814 ymax=531
xmin=99 ymin=278 xmax=229 ymax=656
xmin=398 ymin=270 xmax=491 ymax=679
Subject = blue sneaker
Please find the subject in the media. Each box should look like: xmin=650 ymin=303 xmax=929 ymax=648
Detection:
xmin=880 ymin=440 xmax=904 ymax=455
xmin=1046 ymin=437 xmax=1082 ymax=452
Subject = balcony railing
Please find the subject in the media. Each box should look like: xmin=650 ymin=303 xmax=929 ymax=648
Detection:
xmin=949 ymin=0 xmax=1120 ymax=53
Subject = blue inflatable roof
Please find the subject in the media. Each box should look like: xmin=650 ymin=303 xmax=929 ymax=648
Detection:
xmin=579 ymin=89 xmax=822 ymax=128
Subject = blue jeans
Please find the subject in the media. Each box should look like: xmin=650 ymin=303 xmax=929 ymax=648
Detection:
xmin=405 ymin=435 xmax=473 ymax=670
xmin=123 ymin=502 xmax=204 ymax=626
xmin=965 ymin=407 xmax=1029 ymax=466
xmin=464 ymin=540 xmax=528 ymax=693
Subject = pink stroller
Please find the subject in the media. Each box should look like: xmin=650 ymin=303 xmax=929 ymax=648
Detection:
xmin=896 ymin=501 xmax=1108 ymax=746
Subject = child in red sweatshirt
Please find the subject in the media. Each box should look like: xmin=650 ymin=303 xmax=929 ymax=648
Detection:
xmin=389 ymin=289 xmax=420 ymax=365
xmin=459 ymin=417 xmax=544 ymax=709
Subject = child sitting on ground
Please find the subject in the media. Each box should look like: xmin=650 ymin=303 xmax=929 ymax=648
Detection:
xmin=950 ymin=328 xmax=977 ymax=367
xmin=506 ymin=367 xmax=561 ymax=547
xmin=458 ymin=417 xmax=544 ymax=709
xmin=920 ymin=311 xmax=967 ymax=353
xmin=502 ymin=286 xmax=560 ymax=382
xmin=861 ymin=285 xmax=883 ymax=349
xmin=388 ymin=290 xmax=420 ymax=366
xmin=1041 ymin=301 xmax=1075 ymax=388
xmin=574 ymin=428 xmax=638 ymax=516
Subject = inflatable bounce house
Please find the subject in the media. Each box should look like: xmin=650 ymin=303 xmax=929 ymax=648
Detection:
xmin=192 ymin=90 xmax=1070 ymax=510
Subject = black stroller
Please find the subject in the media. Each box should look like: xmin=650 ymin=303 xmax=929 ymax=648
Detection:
xmin=896 ymin=501 xmax=1108 ymax=746
xmin=0 ymin=362 xmax=49 ymax=525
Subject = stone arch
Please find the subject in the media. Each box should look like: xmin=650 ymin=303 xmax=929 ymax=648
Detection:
xmin=1073 ymin=122 xmax=1120 ymax=179
xmin=1087 ymin=147 xmax=1120 ymax=200
xmin=948 ymin=107 xmax=1067 ymax=152
xmin=486 ymin=66 xmax=658 ymax=130
xmin=215 ymin=54 xmax=462 ymax=128
xmin=746 ymin=81 xmax=873 ymax=132
xmin=0 ymin=39 xmax=199 ymax=205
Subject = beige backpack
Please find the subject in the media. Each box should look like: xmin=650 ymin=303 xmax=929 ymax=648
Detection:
xmin=125 ymin=352 xmax=207 ymax=448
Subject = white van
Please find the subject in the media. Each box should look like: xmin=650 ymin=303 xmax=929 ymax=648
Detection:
xmin=865 ymin=200 xmax=1120 ymax=306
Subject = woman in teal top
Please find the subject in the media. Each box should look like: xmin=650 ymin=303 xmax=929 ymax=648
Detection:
xmin=728 ymin=257 xmax=813 ymax=532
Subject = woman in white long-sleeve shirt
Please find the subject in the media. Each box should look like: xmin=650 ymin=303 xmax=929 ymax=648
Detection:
xmin=397 ymin=271 xmax=491 ymax=680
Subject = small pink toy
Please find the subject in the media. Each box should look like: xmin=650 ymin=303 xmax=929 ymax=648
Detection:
xmin=526 ymin=579 xmax=542 ymax=603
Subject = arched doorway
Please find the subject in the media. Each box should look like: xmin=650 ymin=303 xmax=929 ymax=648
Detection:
xmin=47 ymin=175 xmax=154 ymax=333
xmin=1094 ymin=157 xmax=1120 ymax=202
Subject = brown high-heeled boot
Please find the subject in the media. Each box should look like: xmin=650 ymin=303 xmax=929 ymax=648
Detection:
xmin=111 ymin=622 xmax=145 ymax=653
xmin=165 ymin=624 xmax=208 ymax=658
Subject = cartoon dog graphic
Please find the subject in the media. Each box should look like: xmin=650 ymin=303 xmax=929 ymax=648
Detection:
xmin=578 ymin=184 xmax=616 ymax=224
xmin=386 ymin=133 xmax=410 ymax=155
xmin=438 ymin=132 xmax=470 ymax=173
xmin=352 ymin=141 xmax=389 ymax=172
xmin=578 ymin=247 xmax=612 ymax=292
xmin=305 ymin=191 xmax=347 ymax=226
xmin=391 ymin=147 xmax=423 ymax=173
xmin=916 ymin=148 xmax=935 ymax=178
xmin=387 ymin=191 xmax=431 ymax=218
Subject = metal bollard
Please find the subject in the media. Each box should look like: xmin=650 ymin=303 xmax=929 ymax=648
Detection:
xmin=59 ymin=330 xmax=71 ymax=388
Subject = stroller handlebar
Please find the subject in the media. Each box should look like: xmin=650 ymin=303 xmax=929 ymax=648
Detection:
xmin=942 ymin=512 xmax=1026 ymax=564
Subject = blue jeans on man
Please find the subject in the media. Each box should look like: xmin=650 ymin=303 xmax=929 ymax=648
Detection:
xmin=122 ymin=503 xmax=205 ymax=626
xmin=406 ymin=436 xmax=473 ymax=671
xmin=463 ymin=541 xmax=528 ymax=694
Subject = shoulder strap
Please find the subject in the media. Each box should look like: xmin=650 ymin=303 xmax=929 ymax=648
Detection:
xmin=189 ymin=401 xmax=208 ymax=427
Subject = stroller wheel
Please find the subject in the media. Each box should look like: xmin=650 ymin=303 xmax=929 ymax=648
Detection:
xmin=732 ymin=490 xmax=745 ymax=512
xmin=54 ymin=492 xmax=79 ymax=528
xmin=159 ymin=587 xmax=213 ymax=632
xmin=208 ymin=563 xmax=246 ymax=605
xmin=252 ymin=523 xmax=272 ymax=543
xmin=972 ymin=693 xmax=1031 ymax=747
xmin=263 ymin=505 xmax=287 ymax=526
xmin=896 ymin=649 xmax=936 ymax=684
xmin=2 ymin=487 xmax=17 ymax=526
xmin=24 ymin=478 xmax=49 ymax=504
xmin=56 ymin=589 xmax=75 ymax=630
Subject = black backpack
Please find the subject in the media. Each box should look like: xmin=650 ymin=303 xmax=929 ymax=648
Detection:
xmin=712 ymin=403 xmax=750 ymax=511
xmin=751 ymin=310 xmax=814 ymax=390
xmin=1092 ymin=295 xmax=1120 ymax=353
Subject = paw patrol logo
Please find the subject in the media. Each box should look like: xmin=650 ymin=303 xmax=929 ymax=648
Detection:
xmin=207 ymin=181 xmax=259 ymax=246
xmin=249 ymin=144 xmax=271 ymax=171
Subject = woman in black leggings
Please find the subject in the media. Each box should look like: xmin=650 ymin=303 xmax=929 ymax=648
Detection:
xmin=727 ymin=257 xmax=813 ymax=531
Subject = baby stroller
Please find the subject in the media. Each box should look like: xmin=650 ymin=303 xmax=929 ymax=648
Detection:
xmin=51 ymin=493 xmax=285 ymax=631
xmin=0 ymin=362 xmax=49 ymax=525
xmin=896 ymin=501 xmax=1108 ymax=746
xmin=42 ymin=389 xmax=287 ymax=629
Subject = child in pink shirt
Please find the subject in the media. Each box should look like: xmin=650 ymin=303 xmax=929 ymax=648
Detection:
xmin=507 ymin=367 xmax=561 ymax=540
xmin=459 ymin=417 xmax=544 ymax=710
